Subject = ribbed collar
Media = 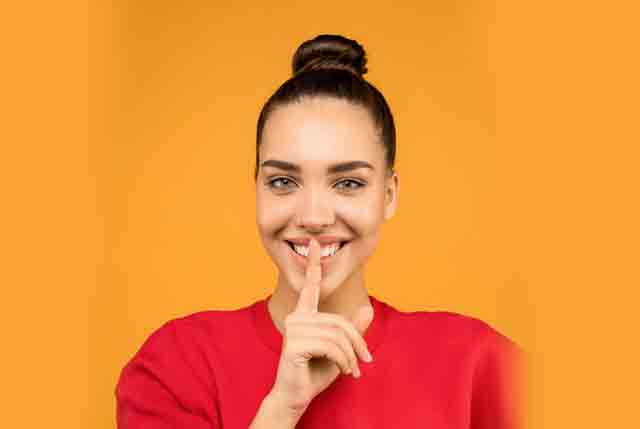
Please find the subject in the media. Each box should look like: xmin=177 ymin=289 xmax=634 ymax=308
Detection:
xmin=252 ymin=293 xmax=389 ymax=355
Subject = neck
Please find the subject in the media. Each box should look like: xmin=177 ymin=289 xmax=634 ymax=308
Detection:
xmin=267 ymin=269 xmax=371 ymax=335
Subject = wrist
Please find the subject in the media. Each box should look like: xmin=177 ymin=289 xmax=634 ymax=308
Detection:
xmin=249 ymin=390 xmax=306 ymax=429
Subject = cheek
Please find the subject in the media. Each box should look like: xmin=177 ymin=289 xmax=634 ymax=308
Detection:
xmin=338 ymin=191 xmax=386 ymax=233
xmin=255 ymin=191 xmax=293 ymax=236
xmin=336 ymin=197 xmax=385 ymax=261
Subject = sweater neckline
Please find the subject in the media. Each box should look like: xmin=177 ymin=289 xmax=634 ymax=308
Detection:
xmin=252 ymin=293 xmax=389 ymax=355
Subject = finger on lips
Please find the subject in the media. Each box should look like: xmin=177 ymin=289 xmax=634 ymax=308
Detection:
xmin=295 ymin=238 xmax=321 ymax=313
xmin=292 ymin=238 xmax=371 ymax=378
xmin=305 ymin=238 xmax=321 ymax=284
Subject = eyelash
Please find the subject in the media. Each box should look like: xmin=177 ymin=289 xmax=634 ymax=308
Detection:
xmin=266 ymin=177 xmax=365 ymax=192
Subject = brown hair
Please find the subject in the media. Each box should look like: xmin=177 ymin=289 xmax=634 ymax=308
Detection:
xmin=254 ymin=34 xmax=396 ymax=181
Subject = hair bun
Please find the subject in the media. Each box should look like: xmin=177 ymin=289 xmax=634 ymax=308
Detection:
xmin=292 ymin=34 xmax=368 ymax=77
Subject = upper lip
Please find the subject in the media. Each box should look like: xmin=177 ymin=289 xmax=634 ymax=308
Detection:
xmin=284 ymin=236 xmax=350 ymax=246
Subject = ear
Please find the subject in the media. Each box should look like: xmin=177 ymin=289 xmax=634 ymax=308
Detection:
xmin=384 ymin=170 xmax=399 ymax=221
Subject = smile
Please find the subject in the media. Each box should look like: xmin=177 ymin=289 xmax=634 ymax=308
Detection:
xmin=284 ymin=240 xmax=349 ymax=259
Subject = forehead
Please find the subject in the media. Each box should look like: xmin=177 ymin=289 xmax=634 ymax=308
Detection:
xmin=260 ymin=97 xmax=383 ymax=167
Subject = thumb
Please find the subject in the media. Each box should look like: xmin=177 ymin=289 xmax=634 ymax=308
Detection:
xmin=351 ymin=305 xmax=374 ymax=335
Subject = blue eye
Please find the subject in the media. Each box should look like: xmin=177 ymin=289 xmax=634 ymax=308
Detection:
xmin=335 ymin=179 xmax=365 ymax=191
xmin=266 ymin=177 xmax=365 ymax=193
xmin=268 ymin=177 xmax=297 ymax=190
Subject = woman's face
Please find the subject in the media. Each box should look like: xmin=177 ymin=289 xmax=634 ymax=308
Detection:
xmin=256 ymin=97 xmax=398 ymax=297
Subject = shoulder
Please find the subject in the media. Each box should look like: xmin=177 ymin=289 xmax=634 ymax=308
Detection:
xmin=117 ymin=303 xmax=256 ymax=393
xmin=399 ymin=309 xmax=524 ymax=382
xmin=388 ymin=306 xmax=497 ymax=339
xmin=386 ymin=304 xmax=522 ymax=356
xmin=134 ymin=302 xmax=257 ymax=357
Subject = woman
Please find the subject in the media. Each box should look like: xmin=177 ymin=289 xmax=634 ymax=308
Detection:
xmin=116 ymin=34 xmax=523 ymax=429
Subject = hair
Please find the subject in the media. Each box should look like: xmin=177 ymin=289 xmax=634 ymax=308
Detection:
xmin=254 ymin=34 xmax=396 ymax=181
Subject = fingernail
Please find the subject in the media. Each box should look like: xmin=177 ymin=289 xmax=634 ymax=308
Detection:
xmin=353 ymin=366 xmax=361 ymax=378
xmin=364 ymin=350 xmax=373 ymax=362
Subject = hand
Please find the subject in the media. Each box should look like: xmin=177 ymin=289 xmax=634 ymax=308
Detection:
xmin=269 ymin=238 xmax=374 ymax=415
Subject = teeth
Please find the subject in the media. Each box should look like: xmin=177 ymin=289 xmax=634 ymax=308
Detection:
xmin=292 ymin=242 xmax=340 ymax=257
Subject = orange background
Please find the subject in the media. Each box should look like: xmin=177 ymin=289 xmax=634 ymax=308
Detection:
xmin=1 ymin=1 xmax=638 ymax=428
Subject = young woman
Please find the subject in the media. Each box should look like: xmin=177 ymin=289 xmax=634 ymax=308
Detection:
xmin=116 ymin=34 xmax=523 ymax=429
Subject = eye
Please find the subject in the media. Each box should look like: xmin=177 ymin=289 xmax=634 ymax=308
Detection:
xmin=335 ymin=179 xmax=365 ymax=191
xmin=267 ymin=176 xmax=297 ymax=191
xmin=266 ymin=177 xmax=365 ymax=193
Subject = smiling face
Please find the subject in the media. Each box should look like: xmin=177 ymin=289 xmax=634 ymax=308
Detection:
xmin=256 ymin=96 xmax=398 ymax=300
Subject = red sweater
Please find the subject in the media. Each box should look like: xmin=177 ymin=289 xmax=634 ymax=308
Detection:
xmin=116 ymin=295 xmax=523 ymax=428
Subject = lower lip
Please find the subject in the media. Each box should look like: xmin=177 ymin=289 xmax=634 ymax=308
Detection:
xmin=285 ymin=241 xmax=347 ymax=270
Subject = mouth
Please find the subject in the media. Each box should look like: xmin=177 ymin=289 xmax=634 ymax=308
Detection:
xmin=284 ymin=240 xmax=350 ymax=264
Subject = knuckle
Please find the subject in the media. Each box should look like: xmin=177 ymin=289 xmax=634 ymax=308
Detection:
xmin=337 ymin=332 xmax=354 ymax=354
xmin=331 ymin=314 xmax=357 ymax=335
xmin=326 ymin=341 xmax=348 ymax=370
xmin=331 ymin=336 xmax=354 ymax=370
xmin=325 ymin=324 xmax=343 ymax=339
xmin=327 ymin=327 xmax=352 ymax=353
xmin=330 ymin=318 xmax=360 ymax=346
xmin=345 ymin=343 xmax=358 ymax=368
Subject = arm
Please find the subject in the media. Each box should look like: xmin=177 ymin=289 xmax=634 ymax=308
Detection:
xmin=115 ymin=320 xmax=219 ymax=428
xmin=249 ymin=389 xmax=305 ymax=429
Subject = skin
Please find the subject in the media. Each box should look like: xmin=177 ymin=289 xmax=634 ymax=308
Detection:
xmin=255 ymin=96 xmax=399 ymax=336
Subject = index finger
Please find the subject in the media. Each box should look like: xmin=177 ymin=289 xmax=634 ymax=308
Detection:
xmin=294 ymin=238 xmax=322 ymax=313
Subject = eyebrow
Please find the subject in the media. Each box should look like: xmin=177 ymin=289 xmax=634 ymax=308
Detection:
xmin=260 ymin=159 xmax=375 ymax=174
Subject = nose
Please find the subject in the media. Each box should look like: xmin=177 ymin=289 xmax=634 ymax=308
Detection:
xmin=294 ymin=187 xmax=335 ymax=230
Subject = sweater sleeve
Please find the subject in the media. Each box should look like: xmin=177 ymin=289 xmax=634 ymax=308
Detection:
xmin=115 ymin=319 xmax=220 ymax=428
xmin=470 ymin=326 xmax=525 ymax=429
